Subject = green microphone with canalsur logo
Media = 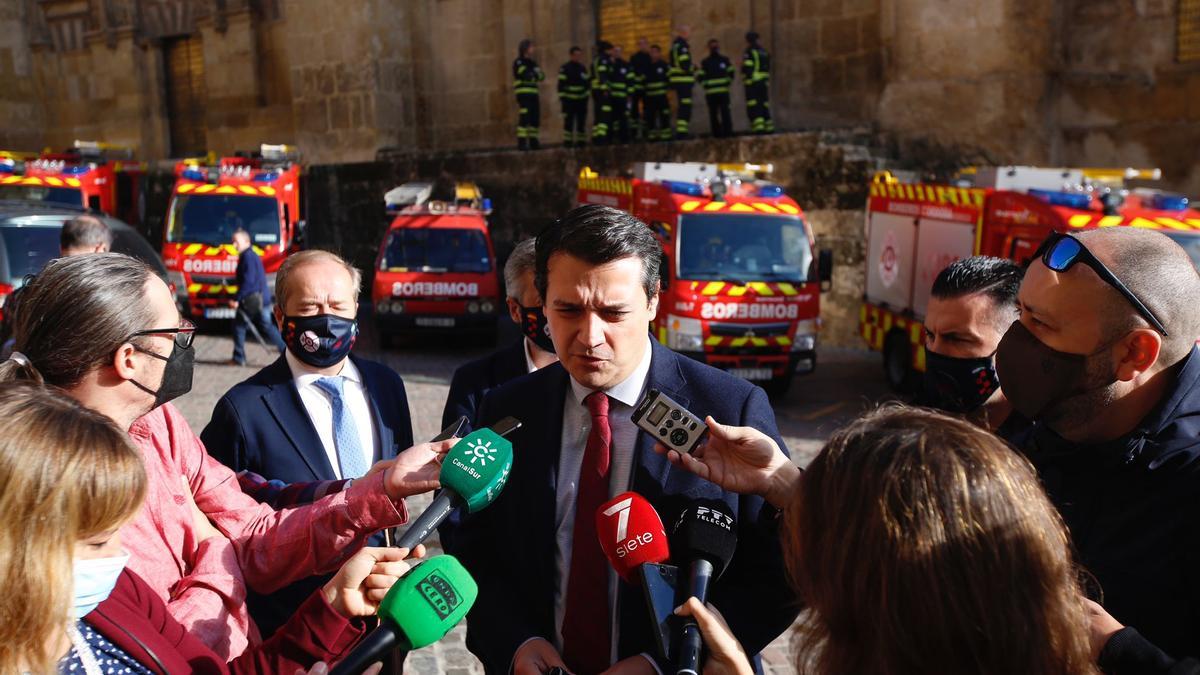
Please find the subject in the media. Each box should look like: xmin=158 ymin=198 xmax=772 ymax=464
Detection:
xmin=329 ymin=555 xmax=478 ymax=675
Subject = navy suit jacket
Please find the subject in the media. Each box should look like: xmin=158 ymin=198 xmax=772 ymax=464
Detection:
xmin=201 ymin=353 xmax=414 ymax=636
xmin=234 ymin=247 xmax=271 ymax=305
xmin=440 ymin=339 xmax=528 ymax=432
xmin=440 ymin=341 xmax=799 ymax=674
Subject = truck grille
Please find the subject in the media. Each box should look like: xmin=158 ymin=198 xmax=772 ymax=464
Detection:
xmin=708 ymin=321 xmax=791 ymax=337
xmin=191 ymin=275 xmax=233 ymax=285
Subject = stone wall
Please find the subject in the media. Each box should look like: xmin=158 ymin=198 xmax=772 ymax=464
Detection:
xmin=0 ymin=1 xmax=44 ymax=151
xmin=300 ymin=130 xmax=878 ymax=347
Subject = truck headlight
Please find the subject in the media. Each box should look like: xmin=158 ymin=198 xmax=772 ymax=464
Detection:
xmin=791 ymin=334 xmax=816 ymax=352
xmin=376 ymin=300 xmax=391 ymax=315
xmin=481 ymin=299 xmax=495 ymax=313
xmin=467 ymin=301 xmax=480 ymax=314
xmin=667 ymin=315 xmax=703 ymax=352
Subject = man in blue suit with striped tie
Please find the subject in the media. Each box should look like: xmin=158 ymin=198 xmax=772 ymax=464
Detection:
xmin=202 ymin=250 xmax=415 ymax=637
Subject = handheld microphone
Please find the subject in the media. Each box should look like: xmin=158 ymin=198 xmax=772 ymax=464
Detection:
xmin=596 ymin=493 xmax=677 ymax=660
xmin=394 ymin=426 xmax=514 ymax=551
xmin=670 ymin=500 xmax=737 ymax=675
xmin=329 ymin=554 xmax=478 ymax=675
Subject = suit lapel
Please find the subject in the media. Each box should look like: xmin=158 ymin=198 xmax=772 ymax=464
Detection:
xmin=261 ymin=357 xmax=337 ymax=480
xmin=353 ymin=355 xmax=396 ymax=461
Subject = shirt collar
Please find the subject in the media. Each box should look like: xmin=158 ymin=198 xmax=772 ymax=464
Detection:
xmin=568 ymin=335 xmax=653 ymax=408
xmin=522 ymin=338 xmax=538 ymax=374
xmin=285 ymin=349 xmax=361 ymax=386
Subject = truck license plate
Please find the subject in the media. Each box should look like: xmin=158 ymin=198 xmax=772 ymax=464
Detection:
xmin=204 ymin=307 xmax=236 ymax=319
xmin=416 ymin=317 xmax=455 ymax=328
xmin=728 ymin=367 xmax=773 ymax=381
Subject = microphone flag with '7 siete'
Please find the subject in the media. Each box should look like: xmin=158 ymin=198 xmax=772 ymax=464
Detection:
xmin=670 ymin=500 xmax=737 ymax=675
xmin=596 ymin=492 xmax=679 ymax=661
xmin=394 ymin=425 xmax=515 ymax=551
xmin=329 ymin=554 xmax=478 ymax=675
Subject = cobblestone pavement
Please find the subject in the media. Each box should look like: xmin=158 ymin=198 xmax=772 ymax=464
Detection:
xmin=176 ymin=323 xmax=890 ymax=674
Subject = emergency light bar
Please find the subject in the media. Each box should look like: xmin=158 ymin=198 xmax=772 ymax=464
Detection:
xmin=261 ymin=144 xmax=300 ymax=163
xmin=72 ymin=140 xmax=133 ymax=160
xmin=1029 ymin=189 xmax=1092 ymax=210
xmin=385 ymin=182 xmax=434 ymax=211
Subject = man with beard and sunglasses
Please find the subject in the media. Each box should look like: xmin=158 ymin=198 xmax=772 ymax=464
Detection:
xmin=995 ymin=227 xmax=1200 ymax=664
xmin=920 ymin=256 xmax=1026 ymax=434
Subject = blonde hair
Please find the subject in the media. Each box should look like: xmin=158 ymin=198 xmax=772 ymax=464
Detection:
xmin=0 ymin=381 xmax=147 ymax=674
xmin=274 ymin=249 xmax=362 ymax=312
xmin=786 ymin=405 xmax=1097 ymax=675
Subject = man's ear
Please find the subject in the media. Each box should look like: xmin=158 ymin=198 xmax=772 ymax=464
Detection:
xmin=111 ymin=342 xmax=139 ymax=381
xmin=1115 ymin=329 xmax=1162 ymax=382
xmin=273 ymin=304 xmax=284 ymax=330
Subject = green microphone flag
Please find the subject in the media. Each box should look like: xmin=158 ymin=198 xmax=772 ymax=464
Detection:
xmin=379 ymin=554 xmax=479 ymax=649
xmin=440 ymin=427 xmax=513 ymax=513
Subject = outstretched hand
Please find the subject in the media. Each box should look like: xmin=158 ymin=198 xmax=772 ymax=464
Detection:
xmin=322 ymin=545 xmax=426 ymax=618
xmin=654 ymin=417 xmax=801 ymax=509
xmin=382 ymin=438 xmax=456 ymax=500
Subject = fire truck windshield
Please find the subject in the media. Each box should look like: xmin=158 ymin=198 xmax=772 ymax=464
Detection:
xmin=678 ymin=214 xmax=812 ymax=283
xmin=381 ymin=228 xmax=491 ymax=273
xmin=167 ymin=194 xmax=280 ymax=246
xmin=0 ymin=184 xmax=84 ymax=207
xmin=1165 ymin=232 xmax=1200 ymax=272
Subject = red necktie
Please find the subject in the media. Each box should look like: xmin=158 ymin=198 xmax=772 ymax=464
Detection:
xmin=562 ymin=391 xmax=612 ymax=674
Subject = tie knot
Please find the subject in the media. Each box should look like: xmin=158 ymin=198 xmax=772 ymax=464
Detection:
xmin=584 ymin=391 xmax=609 ymax=417
xmin=315 ymin=376 xmax=345 ymax=398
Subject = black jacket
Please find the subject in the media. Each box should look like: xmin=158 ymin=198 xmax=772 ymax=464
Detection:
xmin=440 ymin=339 xmax=527 ymax=433
xmin=1019 ymin=347 xmax=1200 ymax=658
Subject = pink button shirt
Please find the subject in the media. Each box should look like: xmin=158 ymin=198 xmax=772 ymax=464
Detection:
xmin=123 ymin=403 xmax=408 ymax=659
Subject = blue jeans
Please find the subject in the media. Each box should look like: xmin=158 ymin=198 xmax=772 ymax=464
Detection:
xmin=233 ymin=305 xmax=286 ymax=363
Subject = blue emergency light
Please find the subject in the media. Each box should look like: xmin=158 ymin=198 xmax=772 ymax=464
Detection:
xmin=253 ymin=171 xmax=279 ymax=182
xmin=181 ymin=168 xmax=206 ymax=182
xmin=0 ymin=162 xmax=15 ymax=174
xmin=62 ymin=165 xmax=89 ymax=175
xmin=482 ymin=198 xmax=493 ymax=211
xmin=1149 ymin=193 xmax=1190 ymax=211
xmin=1029 ymin=189 xmax=1092 ymax=210
xmin=663 ymin=180 xmax=704 ymax=197
xmin=757 ymin=184 xmax=784 ymax=198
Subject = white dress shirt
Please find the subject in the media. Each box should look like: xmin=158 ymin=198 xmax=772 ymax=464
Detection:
xmin=553 ymin=336 xmax=654 ymax=660
xmin=522 ymin=337 xmax=539 ymax=374
xmin=285 ymin=350 xmax=380 ymax=479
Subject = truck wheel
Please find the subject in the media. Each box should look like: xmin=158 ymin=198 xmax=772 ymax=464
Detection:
xmin=764 ymin=371 xmax=795 ymax=399
xmin=883 ymin=330 xmax=915 ymax=393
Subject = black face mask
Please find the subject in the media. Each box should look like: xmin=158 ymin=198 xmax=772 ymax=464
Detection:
xmin=283 ymin=313 xmax=359 ymax=368
xmin=923 ymin=350 xmax=1000 ymax=414
xmin=994 ymin=321 xmax=1116 ymax=420
xmin=519 ymin=304 xmax=556 ymax=354
xmin=131 ymin=341 xmax=195 ymax=409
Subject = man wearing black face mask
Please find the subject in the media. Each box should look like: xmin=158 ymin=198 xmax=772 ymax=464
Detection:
xmin=995 ymin=227 xmax=1200 ymax=663
xmin=920 ymin=256 xmax=1024 ymax=434
xmin=202 ymin=249 xmax=417 ymax=637
xmin=442 ymin=238 xmax=558 ymax=433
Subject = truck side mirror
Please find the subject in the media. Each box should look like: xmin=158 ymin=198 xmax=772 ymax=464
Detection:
xmin=817 ymin=248 xmax=833 ymax=291
xmin=658 ymin=255 xmax=670 ymax=290
xmin=294 ymin=219 xmax=307 ymax=247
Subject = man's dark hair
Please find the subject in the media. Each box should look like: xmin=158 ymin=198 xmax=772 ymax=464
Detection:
xmin=569 ymin=45 xmax=582 ymax=55
xmin=746 ymin=31 xmax=760 ymax=44
xmin=708 ymin=39 xmax=719 ymax=49
xmin=534 ymin=204 xmax=661 ymax=303
xmin=931 ymin=257 xmax=1022 ymax=330
xmin=650 ymin=44 xmax=662 ymax=53
xmin=60 ymin=214 xmax=112 ymax=252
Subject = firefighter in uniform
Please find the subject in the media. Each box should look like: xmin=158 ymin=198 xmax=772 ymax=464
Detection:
xmin=590 ymin=41 xmax=615 ymax=145
xmin=557 ymin=46 xmax=590 ymax=148
xmin=699 ymin=38 xmax=734 ymax=138
xmin=743 ymin=31 xmax=774 ymax=134
xmin=643 ymin=44 xmax=671 ymax=142
xmin=629 ymin=37 xmax=652 ymax=141
xmin=513 ymin=39 xmax=545 ymax=150
xmin=609 ymin=45 xmax=632 ymax=143
xmin=669 ymin=25 xmax=696 ymax=139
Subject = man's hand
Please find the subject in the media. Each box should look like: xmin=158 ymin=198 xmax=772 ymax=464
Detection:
xmin=654 ymin=417 xmax=801 ymax=509
xmin=600 ymin=655 xmax=657 ymax=675
xmin=674 ymin=598 xmax=753 ymax=675
xmin=1084 ymin=599 xmax=1124 ymax=661
xmin=296 ymin=663 xmax=381 ymax=675
xmin=181 ymin=475 xmax=223 ymax=542
xmin=322 ymin=545 xmax=426 ymax=618
xmin=513 ymin=637 xmax=568 ymax=675
xmin=383 ymin=438 xmax=456 ymax=500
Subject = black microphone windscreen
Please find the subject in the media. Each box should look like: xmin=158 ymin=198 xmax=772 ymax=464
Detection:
xmin=670 ymin=499 xmax=737 ymax=578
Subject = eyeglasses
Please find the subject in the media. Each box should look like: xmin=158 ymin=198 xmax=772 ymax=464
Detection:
xmin=127 ymin=318 xmax=197 ymax=349
xmin=1034 ymin=232 xmax=1168 ymax=336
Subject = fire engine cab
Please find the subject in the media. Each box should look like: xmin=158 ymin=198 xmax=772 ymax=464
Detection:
xmin=163 ymin=144 xmax=304 ymax=320
xmin=861 ymin=165 xmax=1200 ymax=390
xmin=373 ymin=182 xmax=501 ymax=342
xmin=578 ymin=162 xmax=833 ymax=394
xmin=0 ymin=141 xmax=146 ymax=226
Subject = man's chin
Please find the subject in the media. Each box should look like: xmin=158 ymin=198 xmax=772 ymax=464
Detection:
xmin=565 ymin=357 xmax=614 ymax=389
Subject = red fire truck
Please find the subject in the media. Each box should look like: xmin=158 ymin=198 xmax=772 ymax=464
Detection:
xmin=578 ymin=162 xmax=832 ymax=394
xmin=0 ymin=141 xmax=146 ymax=226
xmin=372 ymin=182 xmax=501 ymax=343
xmin=162 ymin=144 xmax=304 ymax=320
xmin=860 ymin=166 xmax=1200 ymax=390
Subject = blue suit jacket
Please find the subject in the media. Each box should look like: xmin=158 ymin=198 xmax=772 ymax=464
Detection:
xmin=440 ymin=341 xmax=799 ymax=673
xmin=440 ymin=339 xmax=528 ymax=432
xmin=234 ymin=247 xmax=271 ymax=304
xmin=201 ymin=353 xmax=414 ymax=636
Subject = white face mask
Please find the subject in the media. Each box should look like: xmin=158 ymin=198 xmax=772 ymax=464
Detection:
xmin=72 ymin=552 xmax=129 ymax=618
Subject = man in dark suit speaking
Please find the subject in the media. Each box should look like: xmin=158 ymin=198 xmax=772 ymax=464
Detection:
xmin=202 ymin=249 xmax=415 ymax=637
xmin=441 ymin=204 xmax=798 ymax=674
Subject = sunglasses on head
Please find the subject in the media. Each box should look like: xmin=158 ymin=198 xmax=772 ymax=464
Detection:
xmin=1033 ymin=232 xmax=1168 ymax=336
